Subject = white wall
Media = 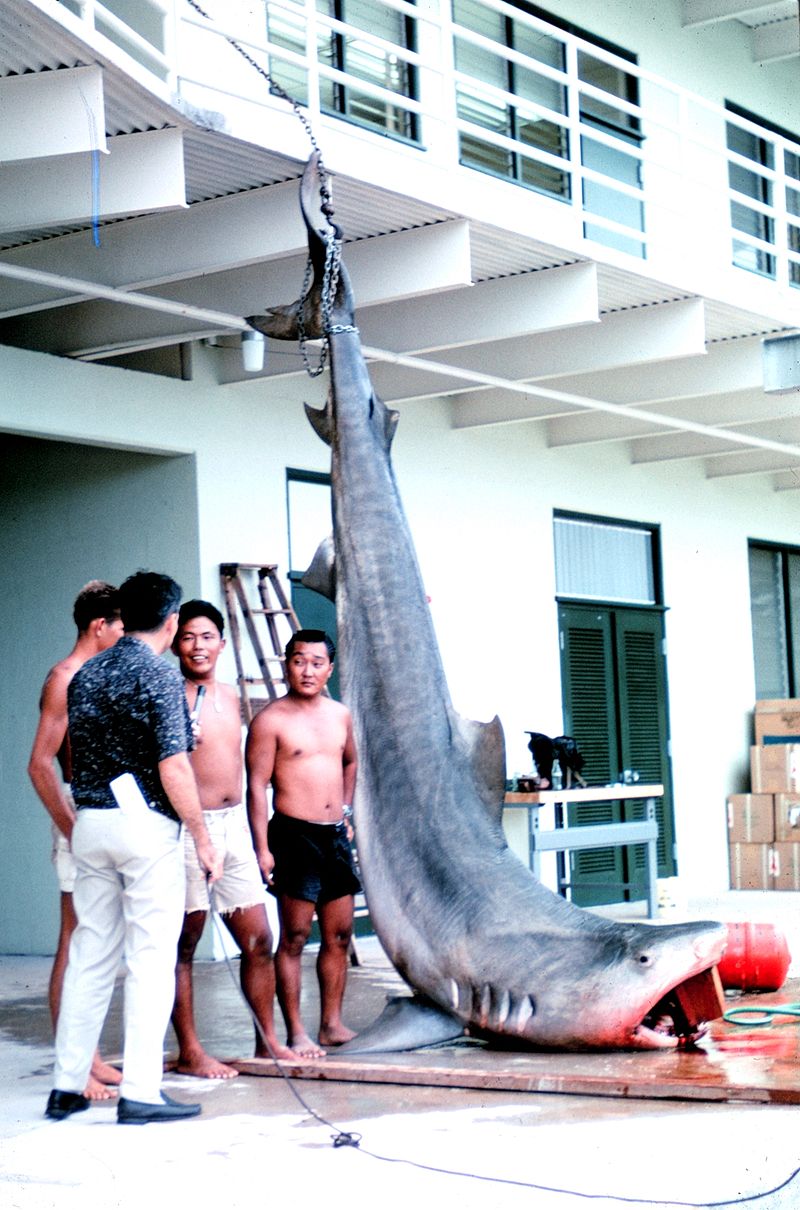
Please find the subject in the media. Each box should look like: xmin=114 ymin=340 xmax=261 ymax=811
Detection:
xmin=1 ymin=426 xmax=200 ymax=954
xmin=542 ymin=0 xmax=799 ymax=133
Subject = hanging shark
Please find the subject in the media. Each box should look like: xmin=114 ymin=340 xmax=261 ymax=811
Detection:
xmin=247 ymin=155 xmax=727 ymax=1052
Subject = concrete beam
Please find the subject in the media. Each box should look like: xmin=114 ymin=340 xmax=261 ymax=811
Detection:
xmin=753 ymin=15 xmax=800 ymax=63
xmin=522 ymin=338 xmax=764 ymax=405
xmin=0 ymin=129 xmax=186 ymax=233
xmin=0 ymin=217 xmax=478 ymax=356
xmin=355 ymin=261 xmax=599 ymax=354
xmin=448 ymin=300 xmax=707 ymax=426
xmin=0 ymin=66 xmax=106 ymax=162
xmin=547 ymin=387 xmax=798 ymax=447
xmin=0 ymin=179 xmax=308 ymax=317
xmin=217 ymin=261 xmax=600 ymax=384
xmin=630 ymin=415 xmax=800 ymax=464
xmin=681 ymin=0 xmax=783 ymax=27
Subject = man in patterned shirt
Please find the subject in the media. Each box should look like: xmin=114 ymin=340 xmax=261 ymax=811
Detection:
xmin=45 ymin=571 xmax=222 ymax=1126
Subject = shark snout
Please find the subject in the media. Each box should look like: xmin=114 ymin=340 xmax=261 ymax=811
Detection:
xmin=692 ymin=922 xmax=728 ymax=967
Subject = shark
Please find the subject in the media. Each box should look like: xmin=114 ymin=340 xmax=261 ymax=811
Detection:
xmin=247 ymin=154 xmax=727 ymax=1052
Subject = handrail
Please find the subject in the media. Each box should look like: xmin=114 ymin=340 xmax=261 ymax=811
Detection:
xmin=50 ymin=0 xmax=800 ymax=297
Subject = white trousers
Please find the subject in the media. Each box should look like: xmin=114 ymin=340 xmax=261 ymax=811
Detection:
xmin=53 ymin=807 xmax=185 ymax=1104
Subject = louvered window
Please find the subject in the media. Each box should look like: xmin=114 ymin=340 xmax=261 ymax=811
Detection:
xmin=748 ymin=540 xmax=800 ymax=699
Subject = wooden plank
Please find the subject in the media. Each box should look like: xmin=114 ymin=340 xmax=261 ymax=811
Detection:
xmin=230 ymin=1043 xmax=800 ymax=1105
xmin=228 ymin=980 xmax=800 ymax=1106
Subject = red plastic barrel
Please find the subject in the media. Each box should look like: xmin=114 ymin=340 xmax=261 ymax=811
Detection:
xmin=717 ymin=922 xmax=791 ymax=992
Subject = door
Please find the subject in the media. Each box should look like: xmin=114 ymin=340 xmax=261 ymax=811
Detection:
xmin=559 ymin=602 xmax=675 ymax=906
xmin=288 ymin=572 xmax=340 ymax=701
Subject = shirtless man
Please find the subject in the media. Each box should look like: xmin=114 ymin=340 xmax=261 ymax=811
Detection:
xmin=246 ymin=629 xmax=359 ymax=1058
xmin=171 ymin=600 xmax=296 ymax=1077
xmin=28 ymin=580 xmax=125 ymax=1100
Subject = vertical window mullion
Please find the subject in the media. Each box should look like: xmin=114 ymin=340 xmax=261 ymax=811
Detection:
xmin=784 ymin=551 xmax=798 ymax=697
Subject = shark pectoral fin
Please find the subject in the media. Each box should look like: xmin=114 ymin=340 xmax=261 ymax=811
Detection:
xmin=246 ymin=308 xmax=303 ymax=342
xmin=302 ymin=535 xmax=336 ymax=601
xmin=451 ymin=711 xmax=508 ymax=825
xmin=335 ymin=995 xmax=467 ymax=1055
xmin=305 ymin=399 xmax=334 ymax=446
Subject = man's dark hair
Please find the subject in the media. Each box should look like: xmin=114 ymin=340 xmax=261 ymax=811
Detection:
xmin=285 ymin=629 xmax=335 ymax=662
xmin=119 ymin=571 xmax=182 ymax=634
xmin=177 ymin=599 xmax=225 ymax=637
xmin=73 ymin=580 xmax=120 ymax=632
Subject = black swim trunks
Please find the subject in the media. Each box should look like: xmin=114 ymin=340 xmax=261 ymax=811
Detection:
xmin=268 ymin=811 xmax=361 ymax=905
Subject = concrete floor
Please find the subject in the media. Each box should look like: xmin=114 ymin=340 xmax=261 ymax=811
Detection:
xmin=3 ymin=899 xmax=800 ymax=1210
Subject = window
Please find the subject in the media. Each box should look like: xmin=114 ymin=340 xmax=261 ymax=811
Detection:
xmin=553 ymin=513 xmax=658 ymax=605
xmin=726 ymin=102 xmax=800 ymax=289
xmin=454 ymin=0 xmax=569 ymax=198
xmin=453 ymin=2 xmax=644 ymax=255
xmin=268 ymin=0 xmax=420 ymax=143
xmin=748 ymin=541 xmax=800 ymax=698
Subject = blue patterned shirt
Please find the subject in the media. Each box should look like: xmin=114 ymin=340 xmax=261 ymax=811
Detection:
xmin=68 ymin=635 xmax=193 ymax=821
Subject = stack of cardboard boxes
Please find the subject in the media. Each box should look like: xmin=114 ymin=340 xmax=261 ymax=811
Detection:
xmin=728 ymin=699 xmax=800 ymax=890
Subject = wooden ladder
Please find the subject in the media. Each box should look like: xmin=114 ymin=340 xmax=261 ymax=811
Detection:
xmin=219 ymin=562 xmax=301 ymax=725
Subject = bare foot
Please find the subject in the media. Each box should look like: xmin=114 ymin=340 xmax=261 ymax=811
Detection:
xmin=83 ymin=1073 xmax=118 ymax=1100
xmin=175 ymin=1050 xmax=238 ymax=1079
xmin=255 ymin=1040 xmax=299 ymax=1062
xmin=90 ymin=1056 xmax=122 ymax=1087
xmin=318 ymin=1023 xmax=357 ymax=1048
xmin=288 ymin=1032 xmax=327 ymax=1059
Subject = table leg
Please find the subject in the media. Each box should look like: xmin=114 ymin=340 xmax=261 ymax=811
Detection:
xmin=645 ymin=797 xmax=658 ymax=918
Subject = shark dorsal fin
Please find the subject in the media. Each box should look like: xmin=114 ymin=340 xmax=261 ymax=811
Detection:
xmin=367 ymin=391 xmax=399 ymax=453
xmin=305 ymin=398 xmax=334 ymax=447
xmin=450 ymin=710 xmax=507 ymax=827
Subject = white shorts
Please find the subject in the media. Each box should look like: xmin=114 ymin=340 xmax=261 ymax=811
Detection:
xmin=184 ymin=803 xmax=266 ymax=915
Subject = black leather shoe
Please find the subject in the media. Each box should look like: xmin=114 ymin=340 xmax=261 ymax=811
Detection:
xmin=45 ymin=1089 xmax=90 ymax=1120
xmin=117 ymin=1093 xmax=202 ymax=1124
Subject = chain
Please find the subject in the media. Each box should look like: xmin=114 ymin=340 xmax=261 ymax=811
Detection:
xmin=184 ymin=0 xmax=354 ymax=375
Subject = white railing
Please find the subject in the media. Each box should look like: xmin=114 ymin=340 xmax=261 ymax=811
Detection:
xmin=59 ymin=0 xmax=173 ymax=79
xmin=57 ymin=0 xmax=800 ymax=293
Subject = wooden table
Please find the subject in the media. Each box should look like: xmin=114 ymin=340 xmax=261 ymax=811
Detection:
xmin=503 ymin=784 xmax=663 ymax=918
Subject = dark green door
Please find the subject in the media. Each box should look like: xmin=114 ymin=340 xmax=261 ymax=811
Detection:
xmin=288 ymin=573 xmax=340 ymax=701
xmin=559 ymin=602 xmax=675 ymax=906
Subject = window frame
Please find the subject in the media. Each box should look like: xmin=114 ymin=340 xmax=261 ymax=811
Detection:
xmin=748 ymin=537 xmax=800 ymax=699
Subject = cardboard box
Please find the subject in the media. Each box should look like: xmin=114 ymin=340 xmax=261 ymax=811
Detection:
xmin=728 ymin=842 xmax=773 ymax=890
xmin=772 ymin=843 xmax=800 ymax=891
xmin=774 ymin=793 xmax=800 ymax=842
xmin=726 ymin=793 xmax=774 ymax=842
xmin=750 ymin=744 xmax=800 ymax=793
xmin=755 ymin=699 xmax=800 ymax=745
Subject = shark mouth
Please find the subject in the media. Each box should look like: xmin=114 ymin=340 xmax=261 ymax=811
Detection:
xmin=633 ymin=966 xmax=725 ymax=1049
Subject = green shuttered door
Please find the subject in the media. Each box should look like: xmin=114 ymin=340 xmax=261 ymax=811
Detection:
xmin=559 ymin=603 xmax=675 ymax=906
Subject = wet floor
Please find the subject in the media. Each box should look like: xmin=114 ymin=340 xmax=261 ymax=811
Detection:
xmin=4 ymin=938 xmax=800 ymax=1208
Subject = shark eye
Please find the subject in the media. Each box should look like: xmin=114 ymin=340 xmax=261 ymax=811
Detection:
xmin=638 ymin=953 xmax=653 ymax=966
